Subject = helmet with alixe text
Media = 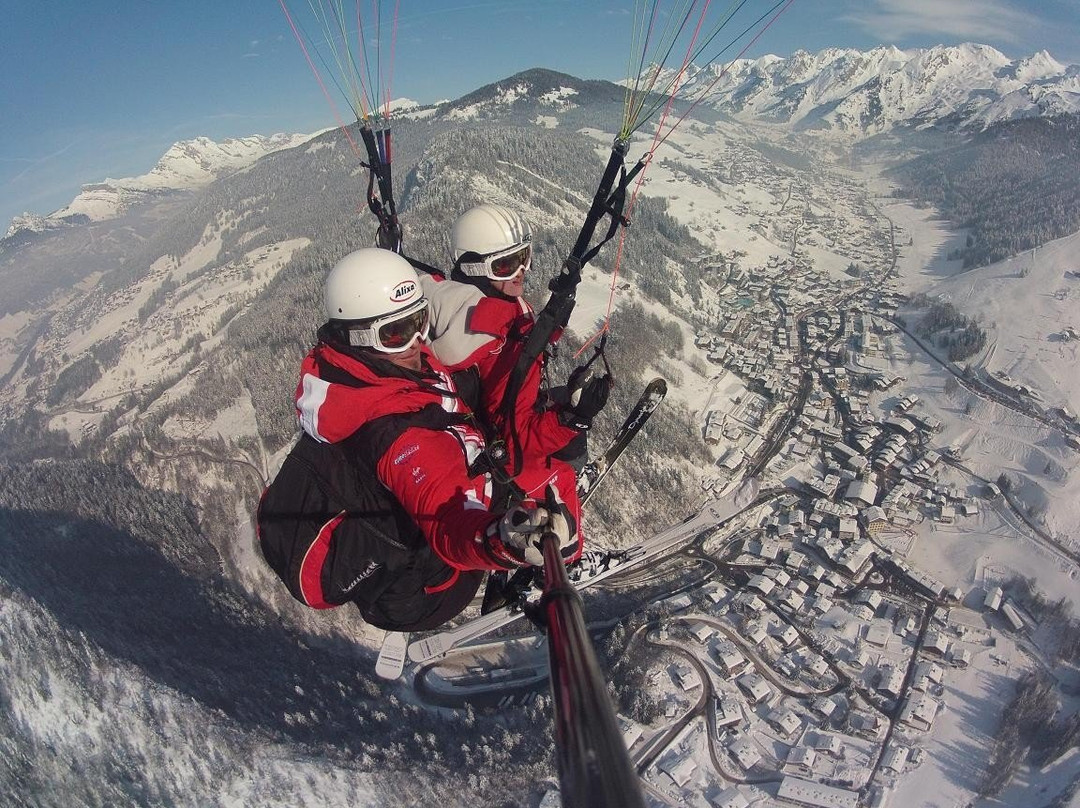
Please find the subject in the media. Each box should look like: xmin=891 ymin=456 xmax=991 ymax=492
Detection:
xmin=323 ymin=247 xmax=429 ymax=353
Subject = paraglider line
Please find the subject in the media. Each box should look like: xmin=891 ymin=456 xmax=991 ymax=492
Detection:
xmin=654 ymin=0 xmax=796 ymax=149
xmin=386 ymin=0 xmax=401 ymax=119
xmin=279 ymin=0 xmax=365 ymax=158
xmin=629 ymin=0 xmax=753 ymax=132
xmin=637 ymin=0 xmax=705 ymax=125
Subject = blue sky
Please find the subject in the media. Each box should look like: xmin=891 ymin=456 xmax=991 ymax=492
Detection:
xmin=2 ymin=0 xmax=1078 ymax=231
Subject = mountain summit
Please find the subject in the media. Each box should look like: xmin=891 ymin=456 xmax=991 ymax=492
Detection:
xmin=663 ymin=43 xmax=1080 ymax=134
xmin=4 ymin=132 xmax=311 ymax=242
xmin=435 ymin=67 xmax=627 ymax=122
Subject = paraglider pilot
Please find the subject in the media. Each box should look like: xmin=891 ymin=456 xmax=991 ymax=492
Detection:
xmin=258 ymin=248 xmax=582 ymax=632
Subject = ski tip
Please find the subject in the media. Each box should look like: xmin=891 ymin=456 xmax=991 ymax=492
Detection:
xmin=407 ymin=635 xmax=445 ymax=664
xmin=375 ymin=631 xmax=410 ymax=680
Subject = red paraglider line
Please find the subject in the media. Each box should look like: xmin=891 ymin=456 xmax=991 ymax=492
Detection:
xmin=655 ymin=0 xmax=797 ymax=152
xmin=578 ymin=0 xmax=798 ymax=356
xmin=578 ymin=0 xmax=714 ymax=357
xmin=278 ymin=0 xmax=364 ymax=159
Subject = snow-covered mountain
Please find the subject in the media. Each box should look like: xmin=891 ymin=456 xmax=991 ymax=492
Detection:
xmin=4 ymin=132 xmax=313 ymax=241
xmin=426 ymin=67 xmax=628 ymax=124
xmin=422 ymin=46 xmax=1079 ymax=136
xmin=660 ymin=43 xmax=1080 ymax=134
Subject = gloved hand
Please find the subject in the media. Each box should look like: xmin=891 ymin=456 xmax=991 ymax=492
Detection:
xmin=560 ymin=366 xmax=611 ymax=430
xmin=487 ymin=487 xmax=576 ymax=567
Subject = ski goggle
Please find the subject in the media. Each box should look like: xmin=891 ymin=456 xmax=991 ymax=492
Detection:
xmin=459 ymin=243 xmax=531 ymax=280
xmin=347 ymin=298 xmax=430 ymax=354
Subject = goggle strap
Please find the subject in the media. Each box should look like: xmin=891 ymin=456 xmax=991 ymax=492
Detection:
xmin=458 ymin=260 xmax=491 ymax=278
xmin=348 ymin=328 xmax=376 ymax=348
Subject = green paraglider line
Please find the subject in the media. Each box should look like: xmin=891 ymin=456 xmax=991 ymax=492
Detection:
xmin=627 ymin=0 xmax=757 ymax=134
xmin=279 ymin=0 xmax=365 ymax=158
xmin=300 ymin=10 xmax=364 ymax=119
xmin=622 ymin=0 xmax=694 ymax=137
xmin=385 ymin=0 xmax=400 ymax=119
xmin=308 ymin=0 xmax=367 ymax=119
xmin=586 ymin=0 xmax=799 ymax=354
xmin=647 ymin=0 xmax=797 ymax=147
xmin=353 ymin=0 xmax=380 ymax=118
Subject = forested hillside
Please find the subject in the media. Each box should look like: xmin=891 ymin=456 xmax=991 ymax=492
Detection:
xmin=888 ymin=113 xmax=1080 ymax=268
xmin=0 ymin=460 xmax=557 ymax=807
xmin=168 ymin=124 xmax=710 ymax=543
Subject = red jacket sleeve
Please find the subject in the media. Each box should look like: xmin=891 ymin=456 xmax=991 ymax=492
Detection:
xmin=488 ymin=363 xmax=580 ymax=459
xmin=375 ymin=425 xmax=506 ymax=571
xmin=466 ymin=301 xmax=581 ymax=460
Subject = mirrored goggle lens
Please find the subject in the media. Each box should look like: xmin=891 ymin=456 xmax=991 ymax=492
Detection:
xmin=488 ymin=245 xmax=531 ymax=279
xmin=377 ymin=306 xmax=429 ymax=350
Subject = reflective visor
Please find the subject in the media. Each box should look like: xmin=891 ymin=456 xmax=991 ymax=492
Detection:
xmin=377 ymin=305 xmax=429 ymax=350
xmin=347 ymin=298 xmax=430 ymax=354
xmin=488 ymin=244 xmax=531 ymax=279
xmin=459 ymin=242 xmax=532 ymax=280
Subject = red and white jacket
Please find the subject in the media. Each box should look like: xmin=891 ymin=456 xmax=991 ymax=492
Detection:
xmin=420 ymin=274 xmax=580 ymax=463
xmin=294 ymin=341 xmax=581 ymax=572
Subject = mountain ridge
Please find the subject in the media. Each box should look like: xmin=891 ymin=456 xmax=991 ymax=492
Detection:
xmin=663 ymin=42 xmax=1080 ymax=134
xmin=4 ymin=133 xmax=313 ymax=243
xmin=8 ymin=43 xmax=1078 ymax=242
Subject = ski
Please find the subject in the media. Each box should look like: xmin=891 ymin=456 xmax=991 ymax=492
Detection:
xmin=578 ymin=377 xmax=667 ymax=505
xmin=407 ymin=546 xmax=648 ymax=665
xmin=407 ymin=604 xmax=528 ymax=664
xmin=375 ymin=631 xmax=410 ymax=680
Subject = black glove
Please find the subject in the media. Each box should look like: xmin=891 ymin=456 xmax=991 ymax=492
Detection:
xmin=560 ymin=366 xmax=611 ymax=430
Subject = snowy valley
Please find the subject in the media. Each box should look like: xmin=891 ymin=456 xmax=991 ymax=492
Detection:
xmin=2 ymin=46 xmax=1080 ymax=808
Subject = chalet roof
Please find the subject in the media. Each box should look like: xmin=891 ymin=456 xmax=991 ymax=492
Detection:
xmin=710 ymin=786 xmax=750 ymax=808
xmin=777 ymin=776 xmax=859 ymax=808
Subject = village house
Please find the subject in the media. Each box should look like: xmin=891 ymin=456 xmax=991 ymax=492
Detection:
xmin=713 ymin=642 xmax=749 ymax=677
xmin=877 ymin=664 xmax=905 ymax=700
xmin=881 ymin=745 xmax=909 ymax=776
xmin=714 ymin=693 xmax=744 ymax=729
xmin=729 ymin=736 xmax=763 ymax=770
xmin=849 ymin=711 xmax=882 ymax=737
xmin=736 ymin=673 xmax=773 ymax=704
xmin=809 ymin=731 xmax=843 ymax=756
xmin=771 ymin=624 xmax=800 ymax=649
xmin=899 ymin=694 xmax=939 ymax=732
xmin=768 ymin=708 xmax=803 ymax=737
xmin=748 ymin=575 xmax=777 ymax=598
xmin=776 ymin=776 xmax=860 ymax=808
xmin=710 ymin=786 xmax=750 ymax=808
xmin=786 ymin=746 xmax=818 ymax=774
xmin=924 ymin=631 xmax=950 ymax=658
xmin=659 ymin=751 xmax=698 ymax=789
xmin=845 ymin=479 xmax=878 ymax=508
xmin=861 ymin=505 xmax=888 ymax=535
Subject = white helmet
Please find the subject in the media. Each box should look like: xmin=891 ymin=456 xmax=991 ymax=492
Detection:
xmin=323 ymin=248 xmax=429 ymax=353
xmin=450 ymin=204 xmax=532 ymax=280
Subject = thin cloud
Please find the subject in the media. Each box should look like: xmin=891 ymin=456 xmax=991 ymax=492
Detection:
xmin=156 ymin=113 xmax=280 ymax=140
xmin=843 ymin=0 xmax=1037 ymax=46
xmin=2 ymin=140 xmax=80 ymax=186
